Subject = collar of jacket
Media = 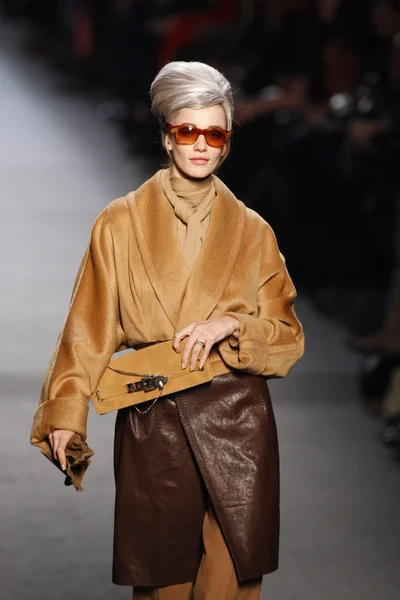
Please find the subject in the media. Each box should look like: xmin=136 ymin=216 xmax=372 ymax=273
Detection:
xmin=126 ymin=168 xmax=246 ymax=331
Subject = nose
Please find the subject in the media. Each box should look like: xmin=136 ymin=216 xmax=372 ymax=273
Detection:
xmin=193 ymin=134 xmax=207 ymax=152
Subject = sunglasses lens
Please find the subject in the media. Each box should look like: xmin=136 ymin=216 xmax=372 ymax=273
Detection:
xmin=205 ymin=129 xmax=227 ymax=148
xmin=176 ymin=126 xmax=198 ymax=144
xmin=171 ymin=124 xmax=229 ymax=147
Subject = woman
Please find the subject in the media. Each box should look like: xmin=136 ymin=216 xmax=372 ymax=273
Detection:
xmin=30 ymin=61 xmax=304 ymax=599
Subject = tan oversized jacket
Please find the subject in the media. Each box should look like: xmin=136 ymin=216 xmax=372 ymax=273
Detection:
xmin=30 ymin=169 xmax=305 ymax=478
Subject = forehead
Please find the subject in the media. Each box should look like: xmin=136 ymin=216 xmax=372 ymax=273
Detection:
xmin=173 ymin=105 xmax=227 ymax=128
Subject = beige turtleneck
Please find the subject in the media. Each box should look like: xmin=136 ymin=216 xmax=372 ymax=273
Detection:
xmin=160 ymin=168 xmax=216 ymax=271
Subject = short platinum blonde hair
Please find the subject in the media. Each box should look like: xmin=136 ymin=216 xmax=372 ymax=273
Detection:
xmin=150 ymin=61 xmax=234 ymax=130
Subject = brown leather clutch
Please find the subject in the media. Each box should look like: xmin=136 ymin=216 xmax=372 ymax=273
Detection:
xmin=91 ymin=339 xmax=227 ymax=415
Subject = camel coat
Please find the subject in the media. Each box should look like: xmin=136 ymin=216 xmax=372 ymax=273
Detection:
xmin=30 ymin=168 xmax=304 ymax=585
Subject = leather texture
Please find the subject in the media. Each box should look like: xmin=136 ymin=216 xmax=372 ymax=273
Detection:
xmin=112 ymin=371 xmax=279 ymax=587
xmin=132 ymin=500 xmax=262 ymax=599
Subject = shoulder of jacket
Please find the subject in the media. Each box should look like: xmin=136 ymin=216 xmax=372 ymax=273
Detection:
xmin=89 ymin=196 xmax=130 ymax=234
xmin=91 ymin=171 xmax=157 ymax=230
xmin=100 ymin=170 xmax=161 ymax=226
xmin=243 ymin=206 xmax=276 ymax=238
xmin=213 ymin=176 xmax=276 ymax=239
xmin=243 ymin=208 xmax=284 ymax=264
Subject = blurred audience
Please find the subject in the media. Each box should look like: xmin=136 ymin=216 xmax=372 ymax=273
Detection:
xmin=1 ymin=0 xmax=400 ymax=453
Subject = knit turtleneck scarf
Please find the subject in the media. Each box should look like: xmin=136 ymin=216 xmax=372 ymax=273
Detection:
xmin=160 ymin=167 xmax=216 ymax=271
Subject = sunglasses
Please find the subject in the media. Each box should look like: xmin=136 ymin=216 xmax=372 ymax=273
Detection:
xmin=165 ymin=122 xmax=232 ymax=148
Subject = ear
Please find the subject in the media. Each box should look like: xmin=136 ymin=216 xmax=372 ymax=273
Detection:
xmin=163 ymin=131 xmax=173 ymax=152
xmin=220 ymin=141 xmax=229 ymax=158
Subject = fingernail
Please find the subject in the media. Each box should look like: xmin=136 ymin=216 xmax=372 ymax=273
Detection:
xmin=190 ymin=366 xmax=194 ymax=372
xmin=181 ymin=363 xmax=185 ymax=369
xmin=199 ymin=366 xmax=204 ymax=371
xmin=61 ymin=465 xmax=66 ymax=472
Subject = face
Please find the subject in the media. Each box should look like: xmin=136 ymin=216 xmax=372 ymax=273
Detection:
xmin=164 ymin=105 xmax=229 ymax=180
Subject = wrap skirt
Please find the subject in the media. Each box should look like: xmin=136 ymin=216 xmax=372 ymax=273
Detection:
xmin=112 ymin=371 xmax=280 ymax=587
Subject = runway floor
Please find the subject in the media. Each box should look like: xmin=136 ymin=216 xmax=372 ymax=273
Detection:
xmin=1 ymin=19 xmax=399 ymax=600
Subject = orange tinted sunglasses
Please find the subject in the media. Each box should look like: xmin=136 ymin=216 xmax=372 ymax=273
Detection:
xmin=165 ymin=122 xmax=232 ymax=148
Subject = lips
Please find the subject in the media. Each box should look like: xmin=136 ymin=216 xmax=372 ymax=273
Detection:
xmin=190 ymin=158 xmax=209 ymax=164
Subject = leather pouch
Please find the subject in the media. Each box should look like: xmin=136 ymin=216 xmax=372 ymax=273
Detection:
xmin=91 ymin=339 xmax=214 ymax=415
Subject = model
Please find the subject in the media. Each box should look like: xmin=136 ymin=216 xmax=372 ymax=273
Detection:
xmin=30 ymin=61 xmax=305 ymax=600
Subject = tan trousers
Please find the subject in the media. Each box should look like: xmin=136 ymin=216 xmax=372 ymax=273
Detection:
xmin=132 ymin=502 xmax=262 ymax=600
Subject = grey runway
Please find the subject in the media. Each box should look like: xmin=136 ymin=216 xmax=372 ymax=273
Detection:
xmin=1 ymin=20 xmax=400 ymax=600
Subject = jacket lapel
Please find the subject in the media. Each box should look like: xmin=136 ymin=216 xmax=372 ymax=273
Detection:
xmin=128 ymin=170 xmax=246 ymax=332
xmin=175 ymin=175 xmax=246 ymax=331
xmin=128 ymin=170 xmax=190 ymax=328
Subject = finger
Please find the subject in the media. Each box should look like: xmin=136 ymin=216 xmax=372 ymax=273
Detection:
xmin=173 ymin=333 xmax=187 ymax=354
xmin=198 ymin=342 xmax=213 ymax=370
xmin=56 ymin=445 xmax=67 ymax=471
xmin=173 ymin=324 xmax=195 ymax=353
xmin=181 ymin=333 xmax=201 ymax=369
xmin=189 ymin=341 xmax=204 ymax=371
xmin=53 ymin=435 xmax=60 ymax=459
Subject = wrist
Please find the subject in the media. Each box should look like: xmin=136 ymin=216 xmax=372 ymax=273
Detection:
xmin=224 ymin=316 xmax=240 ymax=340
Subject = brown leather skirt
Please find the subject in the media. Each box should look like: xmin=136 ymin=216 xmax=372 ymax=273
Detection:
xmin=112 ymin=371 xmax=280 ymax=588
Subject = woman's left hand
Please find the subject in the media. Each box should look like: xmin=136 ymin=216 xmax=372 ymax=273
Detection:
xmin=173 ymin=316 xmax=239 ymax=371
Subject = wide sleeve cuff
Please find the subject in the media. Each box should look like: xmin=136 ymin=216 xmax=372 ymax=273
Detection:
xmin=218 ymin=310 xmax=304 ymax=377
xmin=30 ymin=398 xmax=93 ymax=492
xmin=218 ymin=312 xmax=273 ymax=375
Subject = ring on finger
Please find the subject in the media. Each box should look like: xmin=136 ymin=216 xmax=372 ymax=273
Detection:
xmin=196 ymin=340 xmax=206 ymax=348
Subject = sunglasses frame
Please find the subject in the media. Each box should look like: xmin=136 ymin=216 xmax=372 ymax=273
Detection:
xmin=165 ymin=122 xmax=232 ymax=148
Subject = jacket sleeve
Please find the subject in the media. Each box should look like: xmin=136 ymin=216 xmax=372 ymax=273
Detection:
xmin=30 ymin=206 xmax=128 ymax=486
xmin=218 ymin=223 xmax=304 ymax=376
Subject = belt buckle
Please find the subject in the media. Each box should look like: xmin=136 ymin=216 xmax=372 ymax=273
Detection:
xmin=127 ymin=375 xmax=168 ymax=394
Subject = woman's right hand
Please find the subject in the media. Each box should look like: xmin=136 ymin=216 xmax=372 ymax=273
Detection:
xmin=48 ymin=429 xmax=75 ymax=472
